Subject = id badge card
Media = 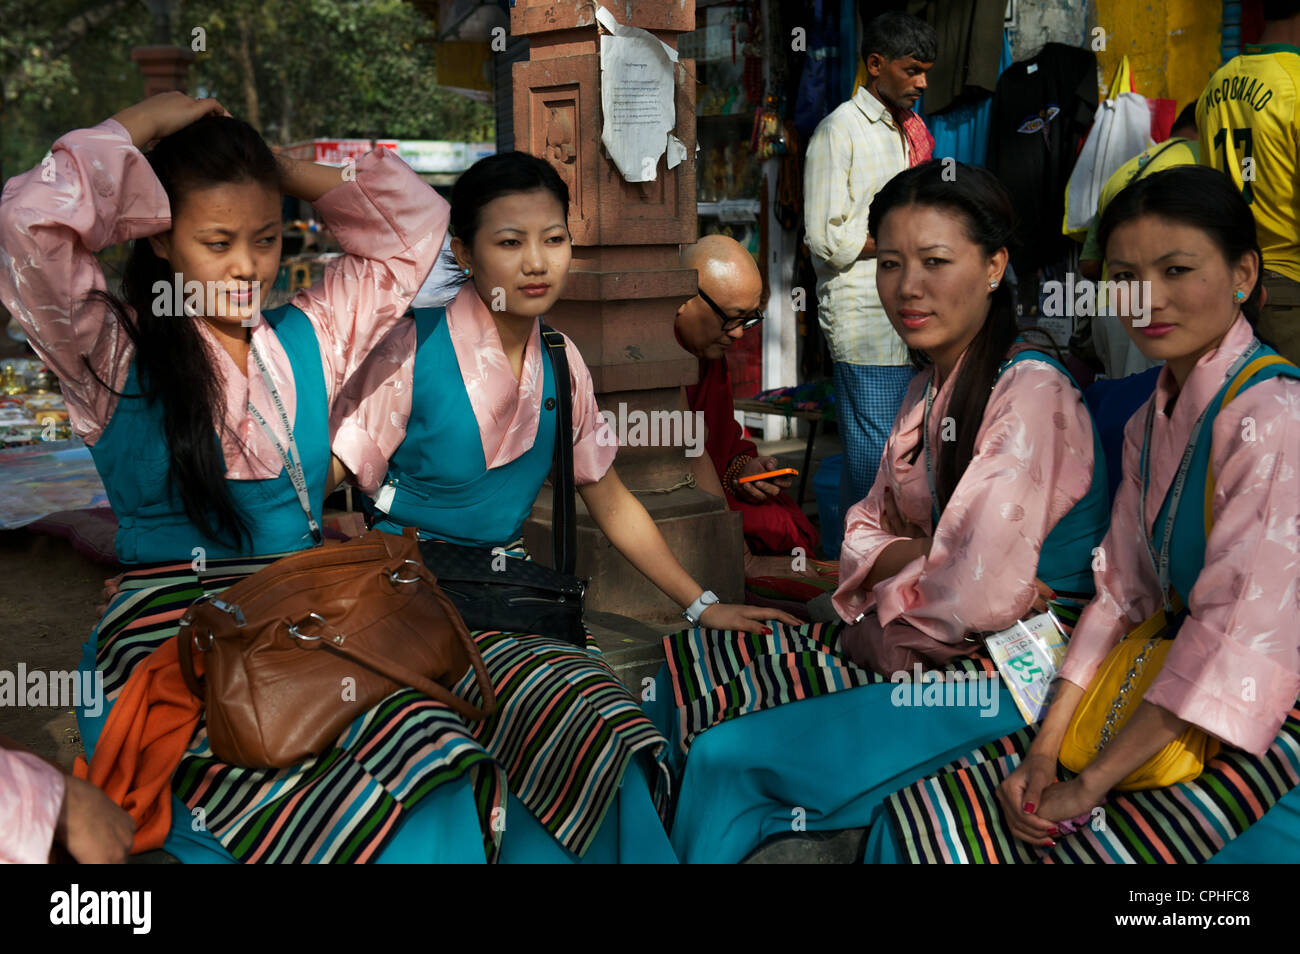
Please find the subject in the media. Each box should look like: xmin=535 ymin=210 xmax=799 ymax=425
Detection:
xmin=985 ymin=609 xmax=1071 ymax=724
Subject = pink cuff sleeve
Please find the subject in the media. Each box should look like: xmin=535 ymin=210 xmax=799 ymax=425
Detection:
xmin=1056 ymin=595 xmax=1133 ymax=690
xmin=0 ymin=750 xmax=64 ymax=864
xmin=332 ymin=419 xmax=393 ymax=497
xmin=293 ymin=148 xmax=449 ymax=405
xmin=329 ymin=322 xmax=417 ymax=494
xmin=574 ymin=425 xmax=618 ymax=486
xmin=831 ymin=479 xmax=907 ymax=622
xmin=0 ymin=118 xmax=168 ymax=444
xmin=1146 ymin=616 xmax=1300 ymax=756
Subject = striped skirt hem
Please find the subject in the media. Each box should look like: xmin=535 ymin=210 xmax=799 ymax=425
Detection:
xmin=884 ymin=708 xmax=1300 ymax=863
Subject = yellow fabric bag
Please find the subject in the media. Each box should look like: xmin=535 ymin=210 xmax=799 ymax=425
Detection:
xmin=1058 ymin=603 xmax=1219 ymax=790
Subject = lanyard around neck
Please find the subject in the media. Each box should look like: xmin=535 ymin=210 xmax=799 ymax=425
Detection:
xmin=246 ymin=341 xmax=323 ymax=545
xmin=1137 ymin=341 xmax=1259 ymax=611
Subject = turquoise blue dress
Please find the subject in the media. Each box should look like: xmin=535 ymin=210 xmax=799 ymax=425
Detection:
xmin=866 ymin=343 xmax=1300 ymax=864
xmin=361 ymin=306 xmax=677 ymax=864
xmin=653 ymin=348 xmax=1111 ymax=863
xmin=76 ymin=304 xmax=490 ymax=863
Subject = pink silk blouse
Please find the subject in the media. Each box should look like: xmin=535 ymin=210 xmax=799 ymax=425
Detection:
xmin=330 ymin=282 xmax=617 ymax=495
xmin=1058 ymin=315 xmax=1300 ymax=755
xmin=833 ymin=349 xmax=1098 ymax=674
xmin=0 ymin=118 xmax=449 ymax=478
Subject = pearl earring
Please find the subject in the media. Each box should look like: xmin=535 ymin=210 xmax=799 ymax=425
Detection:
xmin=989 ymin=280 xmax=999 ymax=290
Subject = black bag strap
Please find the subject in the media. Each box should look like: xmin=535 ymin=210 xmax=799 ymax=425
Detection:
xmin=539 ymin=323 xmax=577 ymax=576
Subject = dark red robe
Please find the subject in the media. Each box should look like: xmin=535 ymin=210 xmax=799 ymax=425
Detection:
xmin=684 ymin=346 xmax=819 ymax=556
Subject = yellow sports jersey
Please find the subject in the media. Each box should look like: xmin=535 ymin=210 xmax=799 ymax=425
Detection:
xmin=1198 ymin=44 xmax=1300 ymax=282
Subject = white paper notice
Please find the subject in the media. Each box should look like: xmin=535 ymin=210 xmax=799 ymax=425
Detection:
xmin=596 ymin=5 xmax=678 ymax=183
xmin=666 ymin=134 xmax=687 ymax=170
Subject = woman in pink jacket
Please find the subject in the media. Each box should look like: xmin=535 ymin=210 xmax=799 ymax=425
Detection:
xmin=0 ymin=93 xmax=517 ymax=863
xmin=654 ymin=161 xmax=1112 ymax=863
xmin=870 ymin=164 xmax=1300 ymax=863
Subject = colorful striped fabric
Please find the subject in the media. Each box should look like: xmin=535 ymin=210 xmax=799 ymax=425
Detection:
xmin=94 ymin=555 xmax=666 ymax=862
xmin=94 ymin=557 xmax=503 ymax=863
xmin=451 ymin=629 xmax=670 ymax=856
xmin=884 ymin=707 xmax=1300 ymax=863
xmin=663 ymin=619 xmax=998 ymax=755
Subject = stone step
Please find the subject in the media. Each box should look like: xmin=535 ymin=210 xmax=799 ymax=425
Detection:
xmin=741 ymin=828 xmax=869 ymax=864
xmin=584 ymin=609 xmax=673 ymax=695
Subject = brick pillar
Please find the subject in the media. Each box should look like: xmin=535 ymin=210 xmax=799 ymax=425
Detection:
xmin=131 ymin=46 xmax=196 ymax=97
xmin=511 ymin=0 xmax=745 ymax=622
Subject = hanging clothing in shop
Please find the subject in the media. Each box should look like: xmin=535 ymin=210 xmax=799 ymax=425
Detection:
xmin=987 ymin=42 xmax=1098 ymax=278
xmin=907 ymin=0 xmax=1006 ymax=115
xmin=793 ymin=0 xmax=841 ymax=139
xmin=914 ymin=29 xmax=1011 ymax=166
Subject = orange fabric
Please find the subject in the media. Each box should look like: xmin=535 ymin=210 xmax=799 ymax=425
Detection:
xmin=73 ymin=636 xmax=202 ymax=854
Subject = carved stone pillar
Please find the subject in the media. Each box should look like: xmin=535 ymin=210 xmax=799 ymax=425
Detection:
xmin=512 ymin=0 xmax=745 ymax=623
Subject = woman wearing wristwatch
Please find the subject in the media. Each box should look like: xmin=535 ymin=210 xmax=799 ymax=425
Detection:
xmin=328 ymin=151 xmax=799 ymax=863
xmin=652 ymin=161 xmax=1113 ymax=863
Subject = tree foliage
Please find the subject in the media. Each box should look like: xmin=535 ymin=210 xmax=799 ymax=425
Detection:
xmin=2 ymin=0 xmax=492 ymax=180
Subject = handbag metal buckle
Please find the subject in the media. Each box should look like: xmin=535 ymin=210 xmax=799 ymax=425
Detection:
xmin=181 ymin=594 xmax=236 ymax=651
xmin=389 ymin=559 xmax=422 ymax=584
xmin=288 ymin=612 xmax=330 ymax=643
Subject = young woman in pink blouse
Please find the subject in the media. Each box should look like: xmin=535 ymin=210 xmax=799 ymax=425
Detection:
xmin=328 ymin=152 xmax=799 ymax=862
xmin=870 ymin=164 xmax=1300 ymax=863
xmin=0 ymin=93 xmax=517 ymax=863
xmin=653 ymin=161 xmax=1112 ymax=863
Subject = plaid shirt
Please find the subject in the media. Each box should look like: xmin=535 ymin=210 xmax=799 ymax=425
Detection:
xmin=804 ymin=86 xmax=917 ymax=366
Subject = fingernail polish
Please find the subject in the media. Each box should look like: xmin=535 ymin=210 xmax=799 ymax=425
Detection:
xmin=1023 ymin=802 xmax=1035 ymax=813
xmin=1050 ymin=826 xmax=1060 ymax=837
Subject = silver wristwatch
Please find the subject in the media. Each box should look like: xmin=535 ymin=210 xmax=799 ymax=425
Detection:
xmin=682 ymin=590 xmax=719 ymax=625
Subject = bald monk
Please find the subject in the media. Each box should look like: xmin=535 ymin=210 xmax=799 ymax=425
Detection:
xmin=675 ymin=235 xmax=819 ymax=558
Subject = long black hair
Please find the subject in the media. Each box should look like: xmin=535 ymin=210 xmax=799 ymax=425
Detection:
xmin=1098 ymin=164 xmax=1267 ymax=338
xmin=87 ymin=114 xmax=280 ymax=549
xmin=868 ymin=159 xmax=1057 ymax=513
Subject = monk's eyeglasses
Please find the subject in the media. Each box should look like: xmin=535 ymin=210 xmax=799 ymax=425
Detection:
xmin=698 ymin=288 xmax=765 ymax=332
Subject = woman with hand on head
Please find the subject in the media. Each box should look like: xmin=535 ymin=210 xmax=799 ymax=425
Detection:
xmin=652 ymin=160 xmax=1111 ymax=864
xmin=870 ymin=164 xmax=1300 ymax=864
xmin=328 ymin=151 xmax=799 ymax=863
xmin=0 ymin=92 xmax=478 ymax=863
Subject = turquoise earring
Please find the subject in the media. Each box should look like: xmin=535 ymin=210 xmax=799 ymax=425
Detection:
xmin=1234 ymin=289 xmax=1246 ymax=302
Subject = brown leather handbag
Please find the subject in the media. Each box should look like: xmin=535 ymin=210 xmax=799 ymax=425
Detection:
xmin=177 ymin=527 xmax=497 ymax=769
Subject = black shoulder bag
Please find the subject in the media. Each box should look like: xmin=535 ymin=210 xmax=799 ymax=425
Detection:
xmin=416 ymin=324 xmax=588 ymax=646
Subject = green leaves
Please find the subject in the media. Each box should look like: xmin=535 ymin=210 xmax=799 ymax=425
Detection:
xmin=1 ymin=0 xmax=491 ymax=181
